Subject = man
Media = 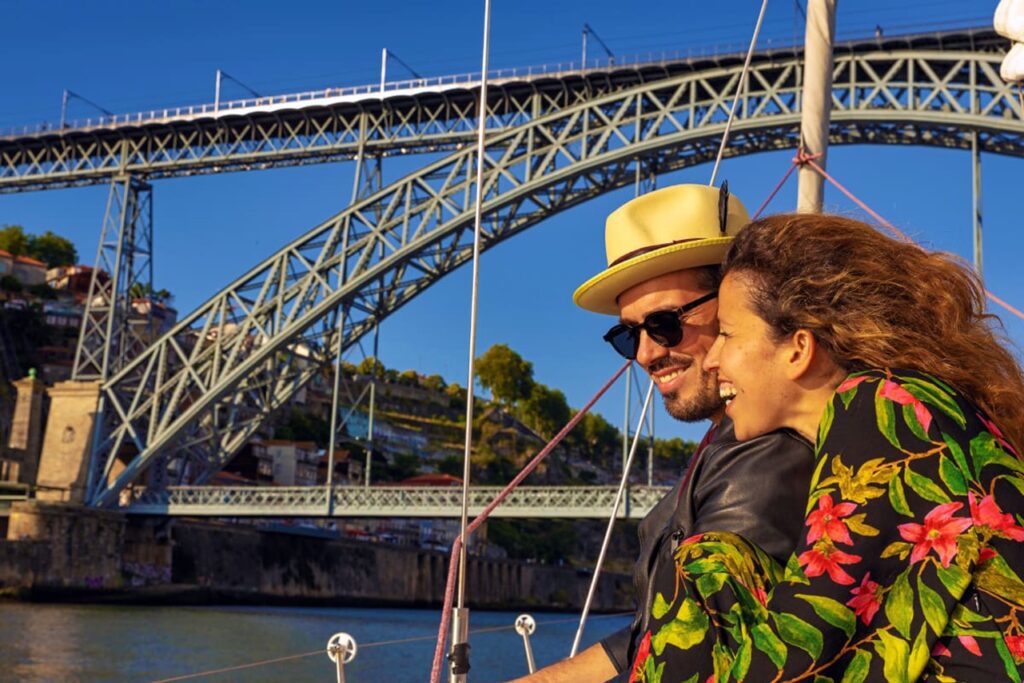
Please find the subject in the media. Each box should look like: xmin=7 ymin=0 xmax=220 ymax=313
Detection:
xmin=513 ymin=184 xmax=813 ymax=682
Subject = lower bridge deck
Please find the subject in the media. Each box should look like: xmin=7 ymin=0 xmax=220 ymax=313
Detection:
xmin=124 ymin=485 xmax=672 ymax=519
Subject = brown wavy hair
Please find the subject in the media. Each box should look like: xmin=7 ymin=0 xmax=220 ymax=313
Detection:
xmin=722 ymin=213 xmax=1024 ymax=454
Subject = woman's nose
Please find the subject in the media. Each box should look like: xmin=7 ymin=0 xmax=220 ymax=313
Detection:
xmin=703 ymin=334 xmax=723 ymax=373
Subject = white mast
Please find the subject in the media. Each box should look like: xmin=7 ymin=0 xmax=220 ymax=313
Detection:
xmin=796 ymin=0 xmax=837 ymax=213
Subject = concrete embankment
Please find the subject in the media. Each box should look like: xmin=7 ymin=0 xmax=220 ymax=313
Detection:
xmin=0 ymin=502 xmax=632 ymax=612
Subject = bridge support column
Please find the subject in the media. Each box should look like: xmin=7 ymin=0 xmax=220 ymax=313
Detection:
xmin=35 ymin=380 xmax=103 ymax=503
xmin=72 ymin=174 xmax=154 ymax=381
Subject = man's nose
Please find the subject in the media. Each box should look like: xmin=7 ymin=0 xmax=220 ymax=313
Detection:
xmin=636 ymin=330 xmax=668 ymax=369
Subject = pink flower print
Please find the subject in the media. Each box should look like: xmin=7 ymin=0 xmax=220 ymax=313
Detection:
xmin=805 ymin=494 xmax=857 ymax=546
xmin=879 ymin=380 xmax=932 ymax=434
xmin=798 ymin=543 xmax=862 ymax=585
xmin=897 ymin=502 xmax=973 ymax=567
xmin=969 ymin=493 xmax=1024 ymax=542
xmin=846 ymin=572 xmax=883 ymax=625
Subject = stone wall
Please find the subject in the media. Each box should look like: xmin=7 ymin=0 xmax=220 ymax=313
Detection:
xmin=0 ymin=503 xmax=633 ymax=612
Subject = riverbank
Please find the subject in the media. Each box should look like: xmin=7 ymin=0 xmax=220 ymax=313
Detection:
xmin=0 ymin=501 xmax=633 ymax=612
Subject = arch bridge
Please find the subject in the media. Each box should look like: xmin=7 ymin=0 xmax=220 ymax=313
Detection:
xmin=3 ymin=28 xmax=1020 ymax=509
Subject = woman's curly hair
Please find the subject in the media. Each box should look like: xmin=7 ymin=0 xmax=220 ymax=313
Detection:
xmin=723 ymin=213 xmax=1024 ymax=454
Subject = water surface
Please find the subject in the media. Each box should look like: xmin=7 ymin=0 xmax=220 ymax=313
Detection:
xmin=0 ymin=603 xmax=631 ymax=682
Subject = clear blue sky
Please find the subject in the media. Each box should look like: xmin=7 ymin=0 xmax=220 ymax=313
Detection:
xmin=1 ymin=0 xmax=1017 ymax=445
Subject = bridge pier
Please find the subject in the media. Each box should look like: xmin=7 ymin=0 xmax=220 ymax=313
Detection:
xmin=34 ymin=380 xmax=103 ymax=504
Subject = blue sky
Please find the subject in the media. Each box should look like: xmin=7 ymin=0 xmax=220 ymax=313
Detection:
xmin=1 ymin=0 xmax=1017 ymax=444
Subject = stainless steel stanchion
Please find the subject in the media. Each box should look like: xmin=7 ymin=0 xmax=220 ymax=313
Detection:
xmin=514 ymin=614 xmax=537 ymax=673
xmin=326 ymin=632 xmax=358 ymax=683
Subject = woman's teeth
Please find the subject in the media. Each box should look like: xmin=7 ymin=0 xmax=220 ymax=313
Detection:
xmin=719 ymin=386 xmax=737 ymax=404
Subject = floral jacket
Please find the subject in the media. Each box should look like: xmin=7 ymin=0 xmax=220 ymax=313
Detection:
xmin=630 ymin=369 xmax=1024 ymax=682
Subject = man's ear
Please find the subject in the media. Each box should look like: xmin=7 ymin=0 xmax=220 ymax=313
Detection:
xmin=783 ymin=329 xmax=817 ymax=380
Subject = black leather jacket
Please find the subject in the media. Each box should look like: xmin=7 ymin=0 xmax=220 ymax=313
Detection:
xmin=599 ymin=417 xmax=813 ymax=676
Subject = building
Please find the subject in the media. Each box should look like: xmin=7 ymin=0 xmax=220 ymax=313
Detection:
xmin=47 ymin=264 xmax=103 ymax=301
xmin=12 ymin=256 xmax=46 ymax=286
xmin=318 ymin=449 xmax=364 ymax=486
xmin=251 ymin=439 xmax=320 ymax=486
xmin=0 ymin=250 xmax=13 ymax=278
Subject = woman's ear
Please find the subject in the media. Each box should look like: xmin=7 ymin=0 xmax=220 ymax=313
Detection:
xmin=783 ymin=329 xmax=817 ymax=381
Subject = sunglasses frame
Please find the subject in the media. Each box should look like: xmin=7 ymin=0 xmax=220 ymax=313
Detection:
xmin=603 ymin=291 xmax=719 ymax=360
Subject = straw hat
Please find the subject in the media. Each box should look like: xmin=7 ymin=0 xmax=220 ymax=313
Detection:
xmin=573 ymin=183 xmax=750 ymax=315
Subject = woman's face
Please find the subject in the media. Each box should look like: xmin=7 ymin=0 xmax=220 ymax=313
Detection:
xmin=703 ymin=272 xmax=796 ymax=440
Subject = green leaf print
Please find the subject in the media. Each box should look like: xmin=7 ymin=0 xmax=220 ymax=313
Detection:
xmin=652 ymin=592 xmax=672 ymax=620
xmin=730 ymin=637 xmax=752 ymax=681
xmin=917 ymin=574 xmax=948 ymax=635
xmin=994 ymin=632 xmax=1024 ymax=683
xmin=900 ymin=376 xmax=965 ymax=428
xmin=901 ymin=402 xmax=930 ymax=442
xmin=839 ymin=650 xmax=872 ymax=683
xmin=935 ymin=563 xmax=971 ymax=596
xmin=795 ymin=594 xmax=856 ymax=639
xmin=885 ymin=568 xmax=914 ymax=639
xmin=875 ymin=630 xmax=910 ymax=683
xmin=970 ymin=432 xmax=1024 ymax=477
xmin=651 ymin=598 xmax=709 ymax=655
xmin=941 ymin=432 xmax=972 ymax=482
xmin=751 ymin=623 xmax=788 ymax=669
xmin=888 ymin=475 xmax=912 ymax=517
xmin=818 ymin=399 xmax=836 ymax=449
xmin=908 ymin=625 xmax=929 ymax=679
xmin=902 ymin=465 xmax=951 ymax=504
xmin=696 ymin=572 xmax=728 ymax=599
xmin=773 ymin=612 xmax=824 ymax=660
xmin=785 ymin=553 xmax=810 ymax=585
xmin=875 ymin=383 xmax=901 ymax=449
xmin=938 ymin=454 xmax=968 ymax=495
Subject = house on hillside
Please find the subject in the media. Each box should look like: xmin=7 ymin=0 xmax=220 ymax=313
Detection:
xmin=47 ymin=264 xmax=105 ymax=301
xmin=12 ymin=256 xmax=46 ymax=286
xmin=0 ymin=250 xmax=13 ymax=278
xmin=318 ymin=450 xmax=364 ymax=486
xmin=251 ymin=439 xmax=319 ymax=486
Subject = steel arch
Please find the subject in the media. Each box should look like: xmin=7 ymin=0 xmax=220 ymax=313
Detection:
xmin=0 ymin=29 xmax=1011 ymax=193
xmin=88 ymin=38 xmax=1024 ymax=506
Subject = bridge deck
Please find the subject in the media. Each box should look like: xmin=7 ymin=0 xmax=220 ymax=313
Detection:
xmin=124 ymin=485 xmax=672 ymax=519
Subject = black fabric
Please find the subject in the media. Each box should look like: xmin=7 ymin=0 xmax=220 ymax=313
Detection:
xmin=598 ymin=417 xmax=813 ymax=674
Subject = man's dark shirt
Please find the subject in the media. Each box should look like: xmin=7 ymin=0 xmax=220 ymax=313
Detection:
xmin=598 ymin=417 xmax=813 ymax=675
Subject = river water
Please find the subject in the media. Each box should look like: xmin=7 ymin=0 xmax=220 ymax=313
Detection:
xmin=0 ymin=603 xmax=631 ymax=682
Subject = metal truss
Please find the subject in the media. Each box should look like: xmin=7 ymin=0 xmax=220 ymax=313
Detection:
xmin=125 ymin=485 xmax=671 ymax=519
xmin=73 ymin=175 xmax=154 ymax=380
xmin=86 ymin=29 xmax=1024 ymax=507
xmin=0 ymin=29 xmax=1014 ymax=194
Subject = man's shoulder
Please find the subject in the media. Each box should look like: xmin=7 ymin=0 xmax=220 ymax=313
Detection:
xmin=703 ymin=417 xmax=811 ymax=466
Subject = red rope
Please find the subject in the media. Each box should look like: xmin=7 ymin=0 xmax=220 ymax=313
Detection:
xmin=799 ymin=157 xmax=1024 ymax=323
xmin=429 ymin=360 xmax=632 ymax=683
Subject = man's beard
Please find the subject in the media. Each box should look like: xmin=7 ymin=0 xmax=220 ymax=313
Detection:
xmin=660 ymin=365 xmax=723 ymax=422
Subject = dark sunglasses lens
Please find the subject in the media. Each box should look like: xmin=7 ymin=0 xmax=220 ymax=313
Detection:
xmin=605 ymin=326 xmax=639 ymax=359
xmin=645 ymin=312 xmax=685 ymax=347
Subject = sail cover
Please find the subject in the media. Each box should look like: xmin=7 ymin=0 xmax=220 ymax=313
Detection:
xmin=996 ymin=0 xmax=1024 ymax=82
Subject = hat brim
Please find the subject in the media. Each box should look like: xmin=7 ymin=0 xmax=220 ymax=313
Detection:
xmin=572 ymin=237 xmax=732 ymax=315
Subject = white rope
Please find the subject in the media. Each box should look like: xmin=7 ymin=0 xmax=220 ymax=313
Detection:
xmin=455 ymin=0 xmax=493 ymax=624
xmin=570 ymin=378 xmax=656 ymax=657
xmin=708 ymin=0 xmax=771 ymax=186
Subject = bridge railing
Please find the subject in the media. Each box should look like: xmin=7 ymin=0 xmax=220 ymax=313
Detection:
xmin=1 ymin=19 xmax=989 ymax=139
xmin=125 ymin=484 xmax=672 ymax=519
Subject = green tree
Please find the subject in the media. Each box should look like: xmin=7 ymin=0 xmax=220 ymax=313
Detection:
xmin=0 ymin=225 xmax=29 ymax=256
xmin=567 ymin=411 xmax=620 ymax=467
xmin=475 ymin=343 xmax=535 ymax=407
xmin=437 ymin=455 xmax=463 ymax=478
xmin=28 ymin=230 xmax=77 ymax=267
xmin=128 ymin=282 xmax=173 ymax=302
xmin=422 ymin=374 xmax=447 ymax=392
xmin=357 ymin=356 xmax=386 ymax=377
xmin=398 ymin=369 xmax=420 ymax=386
xmin=654 ymin=436 xmax=697 ymax=471
xmin=520 ymin=383 xmax=571 ymax=438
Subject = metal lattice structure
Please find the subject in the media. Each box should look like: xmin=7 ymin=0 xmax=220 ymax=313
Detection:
xmin=17 ymin=29 xmax=1016 ymax=507
xmin=125 ymin=485 xmax=671 ymax=519
xmin=0 ymin=30 xmax=1014 ymax=194
xmin=72 ymin=176 xmax=154 ymax=380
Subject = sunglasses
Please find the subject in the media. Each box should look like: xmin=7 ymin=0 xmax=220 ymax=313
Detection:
xmin=603 ymin=291 xmax=718 ymax=360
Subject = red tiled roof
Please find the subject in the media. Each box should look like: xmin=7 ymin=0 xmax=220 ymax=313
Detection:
xmin=14 ymin=255 xmax=46 ymax=266
xmin=399 ymin=473 xmax=463 ymax=486
xmin=0 ymin=249 xmax=12 ymax=259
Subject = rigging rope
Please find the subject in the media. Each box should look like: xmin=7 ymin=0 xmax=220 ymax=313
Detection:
xmin=708 ymin=0 xmax=770 ymax=187
xmin=149 ymin=612 xmax=632 ymax=682
xmin=430 ymin=360 xmax=632 ymax=683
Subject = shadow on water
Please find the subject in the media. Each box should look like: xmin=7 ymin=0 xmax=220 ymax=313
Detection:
xmin=0 ymin=603 xmax=630 ymax=682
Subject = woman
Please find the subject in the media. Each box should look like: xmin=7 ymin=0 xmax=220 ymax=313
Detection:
xmin=630 ymin=214 xmax=1024 ymax=682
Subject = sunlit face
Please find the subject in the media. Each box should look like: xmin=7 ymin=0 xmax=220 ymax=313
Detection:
xmin=703 ymin=272 xmax=795 ymax=440
xmin=617 ymin=270 xmax=722 ymax=423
